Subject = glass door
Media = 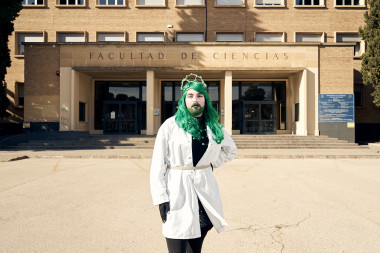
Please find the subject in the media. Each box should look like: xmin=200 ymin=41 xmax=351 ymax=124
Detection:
xmin=120 ymin=102 xmax=137 ymax=133
xmin=261 ymin=103 xmax=276 ymax=133
xmin=104 ymin=102 xmax=137 ymax=134
xmin=94 ymin=81 xmax=146 ymax=134
xmin=243 ymin=103 xmax=259 ymax=133
xmin=104 ymin=103 xmax=120 ymax=133
xmin=243 ymin=102 xmax=276 ymax=134
xmin=233 ymin=81 xmax=286 ymax=134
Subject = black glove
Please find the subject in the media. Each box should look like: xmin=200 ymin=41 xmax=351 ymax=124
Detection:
xmin=159 ymin=202 xmax=170 ymax=223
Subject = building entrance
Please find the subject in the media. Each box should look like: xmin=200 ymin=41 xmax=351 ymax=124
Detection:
xmin=103 ymin=101 xmax=138 ymax=134
xmin=243 ymin=102 xmax=277 ymax=134
xmin=233 ymin=81 xmax=286 ymax=134
xmin=95 ymin=81 xmax=146 ymax=134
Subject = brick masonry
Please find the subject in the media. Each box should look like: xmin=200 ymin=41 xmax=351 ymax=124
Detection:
xmin=3 ymin=0 xmax=377 ymax=127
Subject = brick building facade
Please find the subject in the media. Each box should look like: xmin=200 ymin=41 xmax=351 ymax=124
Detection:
xmin=2 ymin=0 xmax=379 ymax=143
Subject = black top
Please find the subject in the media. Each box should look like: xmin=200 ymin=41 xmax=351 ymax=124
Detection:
xmin=192 ymin=116 xmax=209 ymax=167
xmin=191 ymin=116 xmax=212 ymax=228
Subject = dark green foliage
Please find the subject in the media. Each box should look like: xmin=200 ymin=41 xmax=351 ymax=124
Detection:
xmin=0 ymin=0 xmax=23 ymax=118
xmin=359 ymin=0 xmax=380 ymax=106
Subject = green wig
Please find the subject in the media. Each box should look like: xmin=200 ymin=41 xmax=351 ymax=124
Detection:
xmin=175 ymin=80 xmax=224 ymax=144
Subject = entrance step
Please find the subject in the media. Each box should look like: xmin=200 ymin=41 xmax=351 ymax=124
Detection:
xmin=2 ymin=133 xmax=380 ymax=159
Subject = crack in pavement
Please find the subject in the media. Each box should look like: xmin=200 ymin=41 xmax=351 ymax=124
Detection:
xmin=228 ymin=213 xmax=311 ymax=253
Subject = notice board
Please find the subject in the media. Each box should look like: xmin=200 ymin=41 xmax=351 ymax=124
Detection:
xmin=319 ymin=94 xmax=355 ymax=122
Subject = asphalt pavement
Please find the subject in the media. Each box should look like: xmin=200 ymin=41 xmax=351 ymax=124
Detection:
xmin=1 ymin=157 xmax=380 ymax=253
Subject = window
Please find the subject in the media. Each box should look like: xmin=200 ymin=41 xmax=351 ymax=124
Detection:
xmin=336 ymin=33 xmax=364 ymax=56
xmin=137 ymin=33 xmax=165 ymax=42
xmin=295 ymin=0 xmax=322 ymax=5
xmin=58 ymin=33 xmax=85 ymax=42
xmin=216 ymin=0 xmax=244 ymax=5
xmin=256 ymin=33 xmax=283 ymax=42
xmin=17 ymin=33 xmax=44 ymax=55
xmin=295 ymin=103 xmax=299 ymax=122
xmin=176 ymin=33 xmax=204 ymax=42
xmin=256 ymin=0 xmax=282 ymax=5
xmin=216 ymin=33 xmax=244 ymax=42
xmin=336 ymin=0 xmax=363 ymax=6
xmin=22 ymin=0 xmax=44 ymax=5
xmin=97 ymin=33 xmax=125 ymax=42
xmin=296 ymin=33 xmax=323 ymax=42
xmin=354 ymin=83 xmax=364 ymax=107
xmin=16 ymin=83 xmax=24 ymax=107
xmin=79 ymin=102 xmax=86 ymax=122
xmin=177 ymin=0 xmax=204 ymax=5
xmin=136 ymin=0 xmax=165 ymax=5
xmin=58 ymin=0 xmax=85 ymax=5
xmin=98 ymin=0 xmax=124 ymax=4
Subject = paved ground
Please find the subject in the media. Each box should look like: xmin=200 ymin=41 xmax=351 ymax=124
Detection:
xmin=1 ymin=156 xmax=380 ymax=253
xmin=1 ymin=147 xmax=380 ymax=162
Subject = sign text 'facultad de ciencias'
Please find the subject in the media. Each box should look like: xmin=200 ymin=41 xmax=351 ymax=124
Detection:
xmin=88 ymin=51 xmax=289 ymax=61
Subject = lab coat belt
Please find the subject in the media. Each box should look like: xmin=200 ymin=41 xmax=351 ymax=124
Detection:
xmin=167 ymin=164 xmax=211 ymax=170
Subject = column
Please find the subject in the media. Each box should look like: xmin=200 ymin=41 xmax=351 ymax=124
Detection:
xmin=298 ymin=69 xmax=308 ymax=135
xmin=146 ymin=70 xmax=155 ymax=135
xmin=224 ymin=71 xmax=233 ymax=135
xmin=59 ymin=67 xmax=72 ymax=131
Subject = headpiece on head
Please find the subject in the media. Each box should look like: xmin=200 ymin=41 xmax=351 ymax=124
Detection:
xmin=175 ymin=73 xmax=224 ymax=144
xmin=181 ymin=73 xmax=207 ymax=94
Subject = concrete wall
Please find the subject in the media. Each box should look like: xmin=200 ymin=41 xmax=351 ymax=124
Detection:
xmin=319 ymin=123 xmax=355 ymax=143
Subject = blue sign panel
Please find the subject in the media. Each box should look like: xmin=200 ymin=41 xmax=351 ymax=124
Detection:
xmin=319 ymin=94 xmax=355 ymax=122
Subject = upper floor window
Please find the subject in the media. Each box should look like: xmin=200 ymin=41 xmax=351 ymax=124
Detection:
xmin=216 ymin=33 xmax=244 ymax=42
xmin=256 ymin=33 xmax=283 ymax=42
xmin=295 ymin=0 xmax=322 ymax=5
xmin=336 ymin=0 xmax=363 ymax=6
xmin=98 ymin=0 xmax=124 ymax=4
xmin=177 ymin=0 xmax=204 ymax=5
xmin=22 ymin=0 xmax=44 ymax=5
xmin=336 ymin=33 xmax=364 ymax=56
xmin=256 ymin=0 xmax=282 ymax=5
xmin=176 ymin=33 xmax=204 ymax=42
xmin=296 ymin=33 xmax=323 ymax=42
xmin=58 ymin=0 xmax=85 ymax=5
xmin=216 ymin=0 xmax=244 ymax=5
xmin=97 ymin=33 xmax=125 ymax=42
xmin=136 ymin=0 xmax=165 ymax=6
xmin=58 ymin=33 xmax=86 ymax=42
xmin=137 ymin=33 xmax=165 ymax=42
xmin=17 ymin=33 xmax=44 ymax=55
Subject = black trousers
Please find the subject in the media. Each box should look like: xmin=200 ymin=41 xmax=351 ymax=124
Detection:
xmin=165 ymin=224 xmax=213 ymax=253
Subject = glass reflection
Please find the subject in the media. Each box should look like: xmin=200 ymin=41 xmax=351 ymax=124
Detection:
xmin=234 ymin=81 xmax=286 ymax=133
xmin=94 ymin=81 xmax=146 ymax=132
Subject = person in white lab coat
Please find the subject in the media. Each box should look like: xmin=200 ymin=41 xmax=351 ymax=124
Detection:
xmin=150 ymin=74 xmax=237 ymax=253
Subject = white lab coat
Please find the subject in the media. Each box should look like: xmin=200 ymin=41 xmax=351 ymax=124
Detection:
xmin=150 ymin=116 xmax=237 ymax=239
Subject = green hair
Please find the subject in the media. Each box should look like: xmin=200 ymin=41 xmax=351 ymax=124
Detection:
xmin=175 ymin=81 xmax=224 ymax=144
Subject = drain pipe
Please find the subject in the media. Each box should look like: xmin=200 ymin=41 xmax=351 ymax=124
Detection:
xmin=205 ymin=0 xmax=207 ymax=42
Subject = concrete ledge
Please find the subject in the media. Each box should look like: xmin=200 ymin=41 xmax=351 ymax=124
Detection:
xmin=369 ymin=143 xmax=380 ymax=150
